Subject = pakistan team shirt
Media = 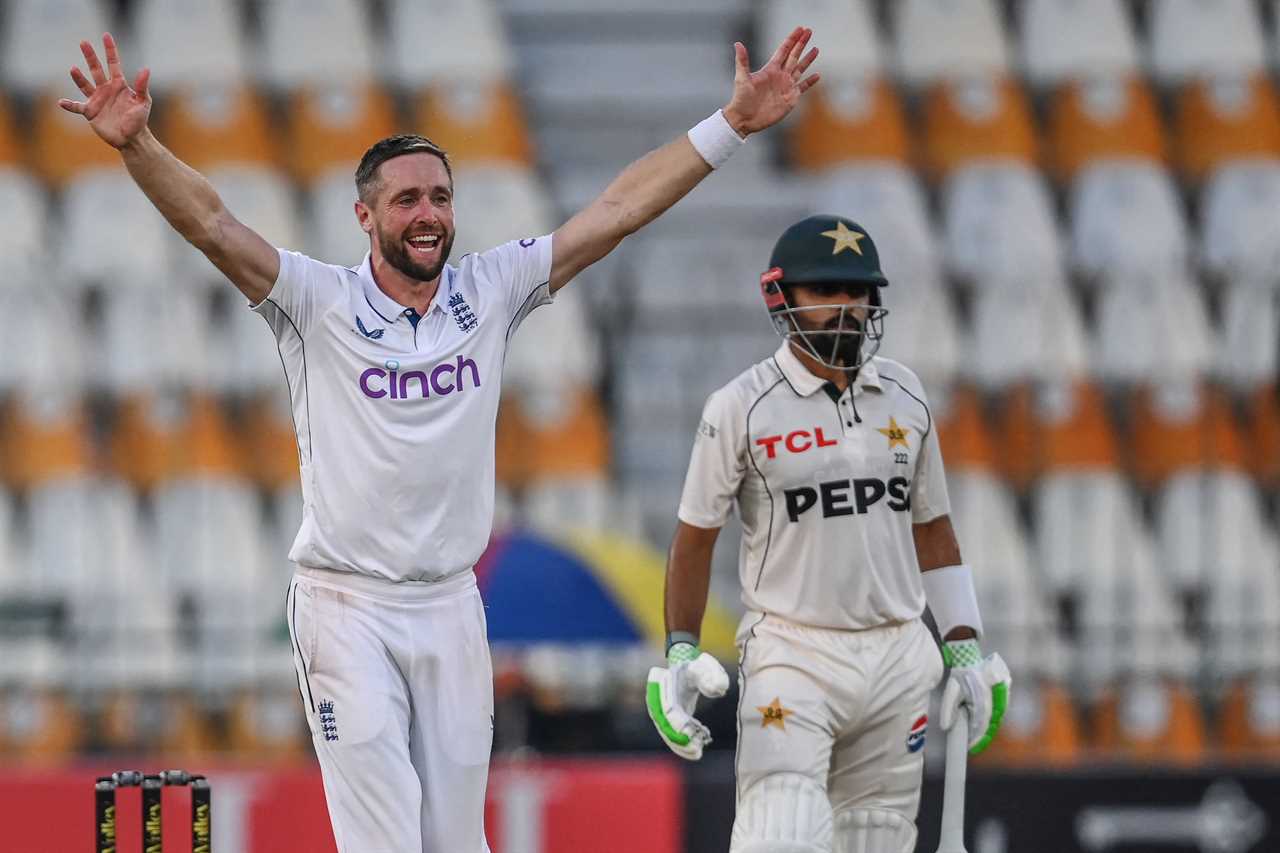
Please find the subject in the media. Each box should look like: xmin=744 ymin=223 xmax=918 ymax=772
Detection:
xmin=678 ymin=343 xmax=951 ymax=630
xmin=253 ymin=236 xmax=553 ymax=582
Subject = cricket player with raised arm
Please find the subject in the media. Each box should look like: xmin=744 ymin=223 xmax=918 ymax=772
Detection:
xmin=60 ymin=28 xmax=819 ymax=853
xmin=646 ymin=217 xmax=1014 ymax=853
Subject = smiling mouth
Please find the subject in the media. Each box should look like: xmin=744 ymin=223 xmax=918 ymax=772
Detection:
xmin=406 ymin=234 xmax=441 ymax=255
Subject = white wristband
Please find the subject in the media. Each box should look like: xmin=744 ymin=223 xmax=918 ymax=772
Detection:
xmin=687 ymin=109 xmax=745 ymax=170
xmin=922 ymin=564 xmax=984 ymax=641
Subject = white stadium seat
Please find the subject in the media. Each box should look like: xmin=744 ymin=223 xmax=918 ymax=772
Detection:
xmin=1199 ymin=160 xmax=1280 ymax=283
xmin=941 ymin=162 xmax=1063 ymax=289
xmin=875 ymin=278 xmax=960 ymax=394
xmin=1 ymin=0 xmax=111 ymax=95
xmin=628 ymin=234 xmax=772 ymax=317
xmin=59 ymin=168 xmax=170 ymax=289
xmin=967 ymin=283 xmax=1090 ymax=389
xmin=258 ymin=0 xmax=377 ymax=89
xmin=1070 ymin=161 xmax=1190 ymax=282
xmin=1149 ymin=0 xmax=1266 ymax=87
xmin=893 ymin=0 xmax=1009 ymax=86
xmin=132 ymin=0 xmax=245 ymax=91
xmin=96 ymin=284 xmax=212 ymax=395
xmin=810 ymin=163 xmax=941 ymax=287
xmin=0 ymin=286 xmax=87 ymax=397
xmin=386 ymin=0 xmax=512 ymax=86
xmin=450 ymin=166 xmax=556 ymax=258
xmin=221 ymin=295 xmax=292 ymax=395
xmin=305 ymin=165 xmax=369 ymax=267
xmin=760 ymin=0 xmax=882 ymax=81
xmin=1215 ymin=283 xmax=1278 ymax=390
xmin=505 ymin=283 xmax=601 ymax=392
xmin=0 ymin=168 xmax=53 ymax=290
xmin=1094 ymin=269 xmax=1212 ymax=385
xmin=1019 ymin=0 xmax=1138 ymax=88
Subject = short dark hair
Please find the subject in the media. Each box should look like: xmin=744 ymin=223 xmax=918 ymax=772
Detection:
xmin=355 ymin=134 xmax=453 ymax=203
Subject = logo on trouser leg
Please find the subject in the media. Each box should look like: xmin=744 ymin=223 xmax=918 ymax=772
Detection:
xmin=906 ymin=715 xmax=927 ymax=753
xmin=318 ymin=700 xmax=339 ymax=742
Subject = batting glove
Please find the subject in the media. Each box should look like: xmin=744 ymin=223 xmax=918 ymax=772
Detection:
xmin=940 ymin=639 xmax=1011 ymax=755
xmin=646 ymin=642 xmax=729 ymax=761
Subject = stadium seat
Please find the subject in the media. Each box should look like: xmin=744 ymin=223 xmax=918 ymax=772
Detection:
xmin=1092 ymin=678 xmax=1208 ymax=764
xmin=169 ymin=165 xmax=301 ymax=282
xmin=223 ymin=300 xmax=294 ymax=397
xmin=386 ymin=0 xmax=512 ymax=86
xmin=1018 ymin=0 xmax=1138 ymax=89
xmin=0 ymin=392 xmax=91 ymax=491
xmin=1148 ymin=0 xmax=1266 ymax=87
xmin=239 ymin=393 xmax=300 ymax=491
xmin=1045 ymin=75 xmax=1167 ymax=184
xmin=1243 ymin=384 xmax=1280 ymax=488
xmin=934 ymin=387 xmax=996 ymax=474
xmin=875 ymin=277 xmax=960 ymax=394
xmin=966 ymin=284 xmax=1089 ymax=391
xmin=919 ymin=75 xmax=1039 ymax=181
xmin=984 ymin=678 xmax=1083 ymax=767
xmin=1069 ymin=161 xmax=1190 ymax=282
xmin=1216 ymin=283 xmax=1278 ymax=391
xmin=505 ymin=280 xmax=602 ymax=391
xmin=1174 ymin=74 xmax=1280 ymax=184
xmin=1219 ymin=676 xmax=1280 ymax=758
xmin=1034 ymin=468 xmax=1133 ymax=596
xmin=1199 ymin=160 xmax=1280 ymax=283
xmin=285 ymin=83 xmax=398 ymax=185
xmin=410 ymin=81 xmax=534 ymax=168
xmin=132 ymin=0 xmax=245 ymax=91
xmin=495 ymin=388 xmax=609 ymax=489
xmin=28 ymin=93 xmax=122 ymax=186
xmin=258 ymin=0 xmax=376 ymax=90
xmin=0 ymin=169 xmax=53 ymax=289
xmin=451 ymin=166 xmax=556 ymax=258
xmin=786 ymin=77 xmax=910 ymax=170
xmin=305 ymin=167 xmax=369 ymax=266
xmin=158 ymin=84 xmax=277 ymax=172
xmin=1154 ymin=469 xmax=1266 ymax=591
xmin=227 ymin=682 xmax=310 ymax=759
xmin=0 ymin=287 xmax=86 ymax=399
xmin=628 ymin=233 xmax=775 ymax=317
xmin=1094 ymin=272 xmax=1212 ymax=386
xmin=0 ymin=641 xmax=82 ymax=760
xmin=892 ymin=0 xmax=1009 ymax=86
xmin=1129 ymin=382 xmax=1246 ymax=488
xmin=1 ymin=0 xmax=111 ymax=95
xmin=97 ymin=285 xmax=213 ymax=396
xmin=0 ymin=96 xmax=27 ymax=168
xmin=809 ymin=163 xmax=941 ymax=286
xmin=941 ymin=162 xmax=1062 ymax=289
xmin=59 ymin=168 xmax=171 ymax=288
xmin=761 ymin=0 xmax=882 ymax=81
xmin=523 ymin=477 xmax=613 ymax=533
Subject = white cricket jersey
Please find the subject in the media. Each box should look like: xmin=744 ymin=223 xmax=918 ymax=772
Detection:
xmin=253 ymin=236 xmax=553 ymax=583
xmin=678 ymin=343 xmax=951 ymax=631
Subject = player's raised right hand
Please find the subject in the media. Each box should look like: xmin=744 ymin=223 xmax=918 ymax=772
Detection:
xmin=59 ymin=33 xmax=152 ymax=150
xmin=646 ymin=643 xmax=729 ymax=761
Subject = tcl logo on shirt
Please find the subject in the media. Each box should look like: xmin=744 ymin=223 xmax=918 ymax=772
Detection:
xmin=755 ymin=427 xmax=838 ymax=459
xmin=784 ymin=477 xmax=911 ymax=521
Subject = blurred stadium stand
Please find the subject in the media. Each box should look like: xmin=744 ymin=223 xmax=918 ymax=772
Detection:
xmin=0 ymin=0 xmax=1276 ymax=776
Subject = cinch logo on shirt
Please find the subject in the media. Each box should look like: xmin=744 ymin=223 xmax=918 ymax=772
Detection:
xmin=784 ymin=476 xmax=911 ymax=521
xmin=358 ymin=355 xmax=481 ymax=400
xmin=755 ymin=427 xmax=838 ymax=458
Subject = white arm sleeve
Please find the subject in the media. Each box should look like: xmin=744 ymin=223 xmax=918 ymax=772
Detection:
xmin=677 ymin=389 xmax=748 ymax=529
xmin=250 ymin=248 xmax=348 ymax=339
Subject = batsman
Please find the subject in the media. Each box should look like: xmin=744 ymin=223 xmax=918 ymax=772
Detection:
xmin=647 ymin=216 xmax=1013 ymax=852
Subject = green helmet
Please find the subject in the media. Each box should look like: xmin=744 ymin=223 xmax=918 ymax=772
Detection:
xmin=759 ymin=215 xmax=890 ymax=372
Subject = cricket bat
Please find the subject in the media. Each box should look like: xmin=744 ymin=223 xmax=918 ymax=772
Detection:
xmin=935 ymin=707 xmax=969 ymax=853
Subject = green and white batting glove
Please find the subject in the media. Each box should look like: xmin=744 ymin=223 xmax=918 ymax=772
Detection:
xmin=940 ymin=639 xmax=1011 ymax=755
xmin=646 ymin=641 xmax=729 ymax=761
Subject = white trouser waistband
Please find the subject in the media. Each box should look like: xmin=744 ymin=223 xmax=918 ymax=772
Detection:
xmin=294 ymin=564 xmax=478 ymax=603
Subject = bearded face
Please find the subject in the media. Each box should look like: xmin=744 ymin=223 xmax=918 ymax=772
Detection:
xmin=376 ymin=216 xmax=455 ymax=283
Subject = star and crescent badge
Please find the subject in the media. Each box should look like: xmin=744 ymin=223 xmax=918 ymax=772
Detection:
xmin=758 ymin=697 xmax=795 ymax=730
xmin=877 ymin=416 xmax=911 ymax=450
xmin=820 ymin=221 xmax=866 ymax=256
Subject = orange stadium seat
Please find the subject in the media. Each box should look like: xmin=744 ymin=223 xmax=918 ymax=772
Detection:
xmin=158 ymin=84 xmax=278 ymax=171
xmin=27 ymin=89 xmax=121 ymax=186
xmin=974 ymin=680 xmax=1082 ymax=767
xmin=0 ymin=95 xmax=25 ymax=167
xmin=411 ymin=81 xmax=533 ymax=168
xmin=995 ymin=381 xmax=1118 ymax=490
xmin=100 ymin=690 xmax=216 ymax=756
xmin=0 ymin=393 xmax=93 ymax=490
xmin=168 ymin=394 xmax=246 ymax=480
xmin=934 ymin=385 xmax=997 ymax=474
xmin=1092 ymin=679 xmax=1208 ymax=765
xmin=920 ymin=75 xmax=1038 ymax=181
xmin=109 ymin=394 xmax=180 ymax=491
xmin=1129 ymin=382 xmax=1247 ymax=488
xmin=228 ymin=687 xmax=310 ymax=760
xmin=0 ymin=687 xmax=81 ymax=762
xmin=241 ymin=393 xmax=301 ymax=492
xmin=286 ymin=83 xmax=399 ymax=185
xmin=1219 ymin=678 xmax=1280 ymax=759
xmin=786 ymin=77 xmax=910 ymax=170
xmin=1174 ymin=74 xmax=1280 ymax=184
xmin=1046 ymin=76 xmax=1167 ymax=184
xmin=496 ymin=388 xmax=610 ymax=488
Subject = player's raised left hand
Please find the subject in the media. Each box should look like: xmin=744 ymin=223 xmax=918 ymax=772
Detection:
xmin=646 ymin=643 xmax=729 ymax=761
xmin=721 ymin=26 xmax=820 ymax=137
xmin=940 ymin=639 xmax=1012 ymax=755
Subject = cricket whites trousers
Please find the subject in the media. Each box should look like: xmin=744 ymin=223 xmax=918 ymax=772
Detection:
xmin=287 ymin=566 xmax=494 ymax=853
xmin=731 ymin=614 xmax=945 ymax=852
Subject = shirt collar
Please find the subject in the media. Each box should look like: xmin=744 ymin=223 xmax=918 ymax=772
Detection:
xmin=358 ymin=253 xmax=451 ymax=323
xmin=773 ymin=342 xmax=883 ymax=397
